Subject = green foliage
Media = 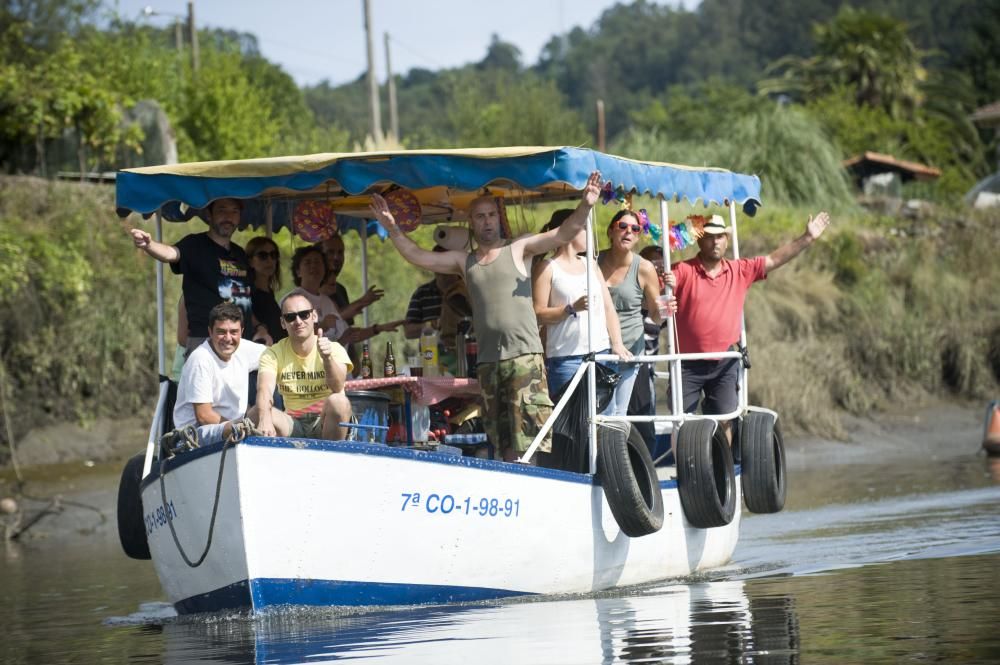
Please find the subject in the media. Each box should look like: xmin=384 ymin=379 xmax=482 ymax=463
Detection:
xmin=629 ymin=80 xmax=760 ymax=140
xmin=177 ymin=49 xmax=280 ymax=161
xmin=803 ymin=89 xmax=983 ymax=202
xmin=445 ymin=70 xmax=589 ymax=148
xmin=616 ymin=103 xmax=853 ymax=209
xmin=0 ymin=177 xmax=157 ymax=448
xmin=759 ymin=7 xmax=927 ymax=118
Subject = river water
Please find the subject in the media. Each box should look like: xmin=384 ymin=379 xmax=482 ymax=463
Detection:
xmin=2 ymin=443 xmax=1000 ymax=664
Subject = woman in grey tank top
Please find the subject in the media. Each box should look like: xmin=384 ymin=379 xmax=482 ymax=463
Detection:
xmin=598 ymin=209 xmax=667 ymax=416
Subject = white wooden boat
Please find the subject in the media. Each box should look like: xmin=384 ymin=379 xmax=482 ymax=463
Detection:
xmin=114 ymin=147 xmax=783 ymax=615
xmin=136 ymin=436 xmax=739 ymax=613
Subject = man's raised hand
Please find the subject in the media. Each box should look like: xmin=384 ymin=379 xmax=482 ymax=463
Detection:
xmin=130 ymin=228 xmax=151 ymax=249
xmin=807 ymin=211 xmax=831 ymax=240
xmin=369 ymin=194 xmax=395 ymax=230
xmin=582 ymin=171 xmax=602 ymax=207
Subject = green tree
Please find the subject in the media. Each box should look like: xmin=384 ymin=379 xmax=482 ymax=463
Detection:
xmin=760 ymin=7 xmax=926 ymax=118
xmin=445 ymin=70 xmax=588 ymax=148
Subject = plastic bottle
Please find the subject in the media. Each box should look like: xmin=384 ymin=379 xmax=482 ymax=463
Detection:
xmin=412 ymin=405 xmax=431 ymax=442
xmin=383 ymin=341 xmax=396 ymax=378
xmin=360 ymin=342 xmax=373 ymax=379
xmin=419 ymin=323 xmax=440 ymax=377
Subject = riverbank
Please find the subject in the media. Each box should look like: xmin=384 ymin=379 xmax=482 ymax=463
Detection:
xmin=0 ymin=398 xmax=990 ymax=546
xmin=2 ymin=397 xmax=986 ymax=473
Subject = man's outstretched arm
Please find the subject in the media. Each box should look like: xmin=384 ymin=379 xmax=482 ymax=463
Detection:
xmin=764 ymin=211 xmax=831 ymax=274
xmin=369 ymin=194 xmax=465 ymax=275
xmin=130 ymin=227 xmax=180 ymax=263
xmin=520 ymin=171 xmax=602 ymax=258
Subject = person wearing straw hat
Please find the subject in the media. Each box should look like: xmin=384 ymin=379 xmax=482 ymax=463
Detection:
xmin=672 ymin=211 xmax=831 ymax=443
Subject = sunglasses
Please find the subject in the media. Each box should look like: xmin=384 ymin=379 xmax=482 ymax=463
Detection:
xmin=254 ymin=250 xmax=279 ymax=260
xmin=617 ymin=222 xmax=642 ymax=233
xmin=281 ymin=308 xmax=313 ymax=323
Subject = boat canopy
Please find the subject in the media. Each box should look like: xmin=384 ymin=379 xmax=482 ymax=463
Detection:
xmin=116 ymin=146 xmax=762 ymax=235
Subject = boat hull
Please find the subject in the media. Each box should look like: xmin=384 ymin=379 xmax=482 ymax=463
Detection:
xmin=139 ymin=437 xmax=741 ymax=614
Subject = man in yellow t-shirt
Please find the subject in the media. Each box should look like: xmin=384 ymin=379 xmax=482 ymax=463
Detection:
xmin=250 ymin=293 xmax=353 ymax=440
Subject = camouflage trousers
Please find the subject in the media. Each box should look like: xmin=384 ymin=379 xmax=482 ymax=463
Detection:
xmin=478 ymin=353 xmax=554 ymax=457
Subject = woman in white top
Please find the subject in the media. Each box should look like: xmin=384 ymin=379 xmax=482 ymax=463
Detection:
xmin=531 ymin=209 xmax=632 ymax=406
xmin=286 ymin=246 xmax=397 ymax=345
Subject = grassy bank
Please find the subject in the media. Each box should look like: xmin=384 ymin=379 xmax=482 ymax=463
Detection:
xmin=0 ymin=177 xmax=998 ymax=467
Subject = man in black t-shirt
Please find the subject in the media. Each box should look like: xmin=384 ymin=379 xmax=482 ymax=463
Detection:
xmin=130 ymin=198 xmax=271 ymax=355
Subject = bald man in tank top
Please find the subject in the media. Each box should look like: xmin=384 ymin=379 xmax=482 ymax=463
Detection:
xmin=370 ymin=172 xmax=602 ymax=463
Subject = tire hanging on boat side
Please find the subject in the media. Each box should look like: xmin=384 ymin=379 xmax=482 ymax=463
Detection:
xmin=117 ymin=452 xmax=151 ymax=560
xmin=740 ymin=411 xmax=787 ymax=514
xmin=596 ymin=422 xmax=664 ymax=537
xmin=675 ymin=419 xmax=737 ymax=528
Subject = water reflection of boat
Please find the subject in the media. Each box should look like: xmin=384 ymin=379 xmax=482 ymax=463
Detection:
xmin=115 ymin=147 xmax=783 ymax=615
xmin=160 ymin=581 xmax=800 ymax=664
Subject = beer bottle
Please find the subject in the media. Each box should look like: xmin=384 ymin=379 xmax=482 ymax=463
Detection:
xmin=360 ymin=342 xmax=373 ymax=379
xmin=383 ymin=341 xmax=396 ymax=378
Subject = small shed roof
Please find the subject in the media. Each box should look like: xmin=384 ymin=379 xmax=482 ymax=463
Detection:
xmin=970 ymin=101 xmax=1000 ymax=128
xmin=843 ymin=151 xmax=941 ymax=186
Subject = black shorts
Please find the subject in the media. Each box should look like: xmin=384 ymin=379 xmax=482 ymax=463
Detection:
xmin=680 ymin=358 xmax=740 ymax=415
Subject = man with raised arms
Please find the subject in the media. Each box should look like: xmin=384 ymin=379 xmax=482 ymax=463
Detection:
xmin=671 ymin=212 xmax=831 ymax=443
xmin=369 ymin=172 xmax=602 ymax=463
xmin=250 ymin=293 xmax=353 ymax=441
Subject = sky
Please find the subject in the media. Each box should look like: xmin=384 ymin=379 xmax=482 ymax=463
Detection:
xmin=110 ymin=0 xmax=689 ymax=87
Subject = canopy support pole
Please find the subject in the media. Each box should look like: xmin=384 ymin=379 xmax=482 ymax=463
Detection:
xmin=586 ymin=207 xmax=598 ymax=475
xmin=659 ymin=199 xmax=682 ymax=417
xmin=155 ymin=212 xmax=166 ymax=377
xmin=265 ymin=200 xmax=273 ymax=239
xmin=729 ymin=200 xmax=748 ymax=413
xmin=360 ymin=221 xmax=370 ymax=327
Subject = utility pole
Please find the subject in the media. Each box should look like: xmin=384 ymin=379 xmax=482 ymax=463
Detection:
xmin=384 ymin=32 xmax=399 ymax=142
xmin=173 ymin=20 xmax=182 ymax=52
xmin=596 ymin=99 xmax=606 ymax=152
xmin=363 ymin=0 xmax=383 ymax=140
xmin=187 ymin=1 xmax=199 ymax=74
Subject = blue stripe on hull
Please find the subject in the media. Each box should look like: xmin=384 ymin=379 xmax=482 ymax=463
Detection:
xmin=175 ymin=578 xmax=530 ymax=615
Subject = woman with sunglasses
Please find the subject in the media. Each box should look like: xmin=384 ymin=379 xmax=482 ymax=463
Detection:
xmin=531 ymin=209 xmax=632 ymax=404
xmin=598 ymin=210 xmax=672 ymax=416
xmin=246 ymin=236 xmax=287 ymax=342
xmin=287 ymin=246 xmax=400 ymax=348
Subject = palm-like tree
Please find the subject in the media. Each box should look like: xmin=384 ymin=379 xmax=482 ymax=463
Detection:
xmin=759 ymin=7 xmax=926 ymax=119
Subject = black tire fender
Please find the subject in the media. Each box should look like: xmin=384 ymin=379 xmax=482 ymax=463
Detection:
xmin=596 ymin=422 xmax=664 ymax=537
xmin=740 ymin=411 xmax=787 ymax=513
xmin=675 ymin=419 xmax=737 ymax=528
xmin=117 ymin=452 xmax=151 ymax=560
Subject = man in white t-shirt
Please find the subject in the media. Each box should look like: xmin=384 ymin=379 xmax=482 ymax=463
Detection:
xmin=173 ymin=301 xmax=267 ymax=445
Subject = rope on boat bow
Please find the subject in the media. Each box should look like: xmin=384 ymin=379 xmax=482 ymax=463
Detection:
xmin=158 ymin=418 xmax=257 ymax=568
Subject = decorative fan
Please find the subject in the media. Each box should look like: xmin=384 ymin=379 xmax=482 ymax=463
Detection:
xmin=293 ymin=200 xmax=338 ymax=242
xmin=383 ymin=188 xmax=421 ymax=232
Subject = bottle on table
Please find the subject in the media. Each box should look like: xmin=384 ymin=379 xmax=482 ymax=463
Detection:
xmin=419 ymin=322 xmax=440 ymax=377
xmin=383 ymin=341 xmax=396 ymax=378
xmin=465 ymin=331 xmax=478 ymax=379
xmin=360 ymin=342 xmax=373 ymax=379
xmin=455 ymin=317 xmax=472 ymax=378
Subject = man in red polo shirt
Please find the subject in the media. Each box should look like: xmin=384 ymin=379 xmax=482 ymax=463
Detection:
xmin=672 ymin=211 xmax=831 ymax=442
